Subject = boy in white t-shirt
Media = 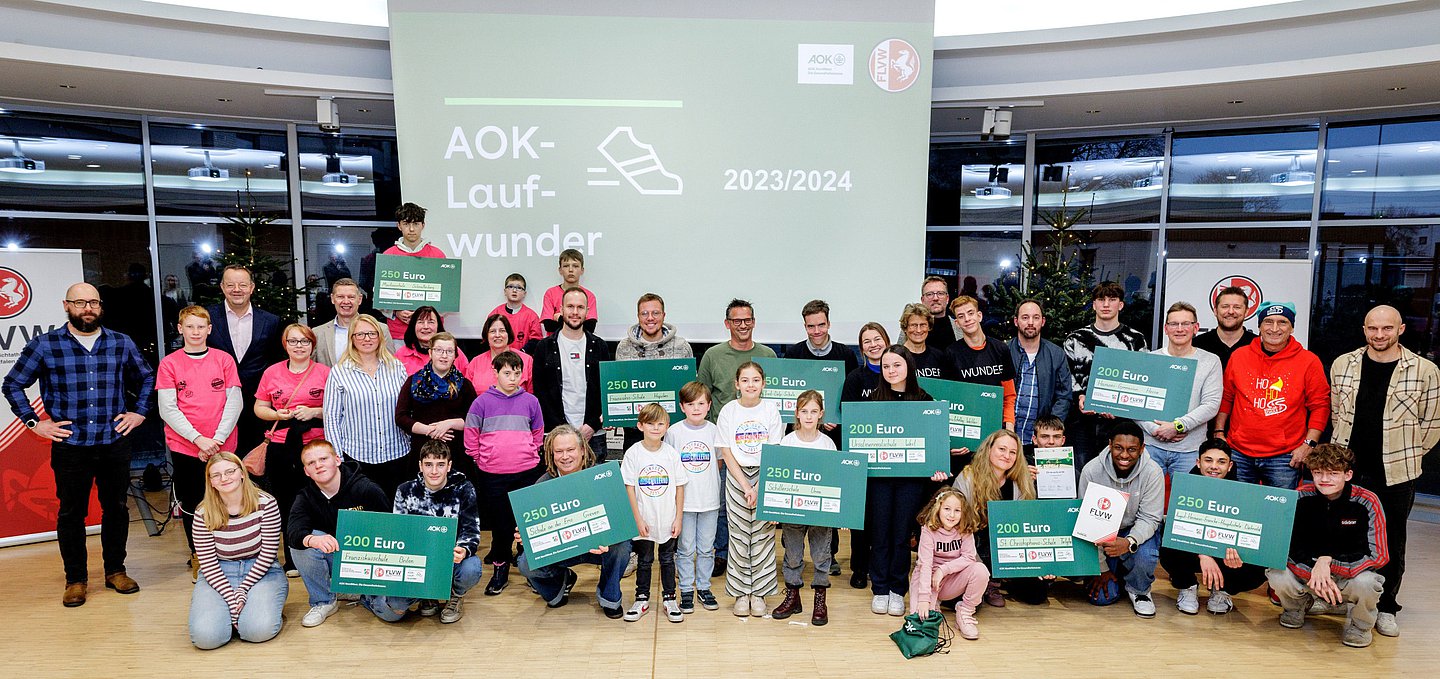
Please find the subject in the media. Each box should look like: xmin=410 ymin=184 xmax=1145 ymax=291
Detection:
xmin=622 ymin=402 xmax=687 ymax=623
xmin=664 ymin=381 xmax=722 ymax=614
xmin=773 ymin=390 xmax=838 ymax=625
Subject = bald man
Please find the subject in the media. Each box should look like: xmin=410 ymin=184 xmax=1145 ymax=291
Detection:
xmin=3 ymin=283 xmax=155 ymax=607
xmin=1328 ymin=304 xmax=1440 ymax=637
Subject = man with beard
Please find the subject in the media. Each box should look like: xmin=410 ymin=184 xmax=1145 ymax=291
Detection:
xmin=533 ymin=287 xmax=612 ymax=458
xmin=616 ymin=292 xmax=693 ymax=449
xmin=921 ymin=276 xmax=957 ymax=351
xmin=1327 ymin=304 xmax=1440 ymax=637
xmin=1193 ymin=286 xmax=1258 ymax=369
xmin=310 ymin=278 xmax=391 ymax=367
xmin=1007 ymin=299 xmax=1073 ymax=451
xmin=3 ymin=283 xmax=155 ymax=607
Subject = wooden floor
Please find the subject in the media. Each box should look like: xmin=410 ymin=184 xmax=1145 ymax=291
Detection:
xmin=3 ymin=496 xmax=1437 ymax=678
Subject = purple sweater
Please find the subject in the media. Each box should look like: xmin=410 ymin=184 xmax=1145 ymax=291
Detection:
xmin=464 ymin=386 xmax=544 ymax=474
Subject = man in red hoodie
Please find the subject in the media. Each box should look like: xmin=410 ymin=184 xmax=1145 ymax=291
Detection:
xmin=1213 ymin=302 xmax=1329 ymax=489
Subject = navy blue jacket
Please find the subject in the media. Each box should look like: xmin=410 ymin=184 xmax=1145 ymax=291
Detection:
xmin=1007 ymin=336 xmax=1073 ymax=422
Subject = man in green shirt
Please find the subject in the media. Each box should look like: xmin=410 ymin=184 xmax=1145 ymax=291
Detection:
xmin=697 ymin=299 xmax=777 ymax=422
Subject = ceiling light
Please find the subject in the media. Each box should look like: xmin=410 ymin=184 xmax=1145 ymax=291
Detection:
xmin=1091 ymin=175 xmax=1103 ymax=181
xmin=357 ymin=108 xmax=372 ymax=113
xmin=1327 ymin=158 xmax=1341 ymax=163
xmin=59 ymin=84 xmax=75 ymax=89
xmin=85 ymin=164 xmax=100 ymax=168
xmin=1226 ymin=175 xmax=1238 ymax=180
xmin=1269 ymin=155 xmax=1314 ymax=186
xmin=67 ymin=154 xmax=82 ymax=160
xmin=1351 ymin=169 xmax=1367 ymax=173
xmin=1388 ymin=86 xmax=1407 ymax=91
xmin=217 ymin=98 xmax=232 ymax=102
xmin=200 ymin=242 xmax=213 ymax=254
xmin=1000 ymin=258 xmax=1013 ymax=268
xmin=187 ymin=150 xmax=228 ymax=182
xmin=1084 ymin=110 xmax=1101 ymax=114
xmin=334 ymin=243 xmax=347 ymax=254
xmin=1239 ymin=167 xmax=1252 ymax=172
xmin=1227 ymin=100 xmax=1244 ymax=104
xmin=0 ymin=140 xmax=45 ymax=173
xmin=5 ymin=242 xmax=17 ymax=251
xmin=321 ymin=154 xmax=359 ymax=187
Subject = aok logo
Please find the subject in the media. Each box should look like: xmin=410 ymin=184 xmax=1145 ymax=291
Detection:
xmin=821 ymin=366 xmax=840 ymax=373
xmin=921 ymin=408 xmax=942 ymax=415
xmin=426 ymin=524 xmax=449 ymax=533
xmin=840 ymin=458 xmax=862 ymax=467
xmin=0 ymin=266 xmax=32 ymax=320
xmin=808 ymin=53 xmax=847 ymax=66
xmin=1263 ymin=495 xmax=1289 ymax=504
xmin=671 ymin=364 xmax=690 ymax=371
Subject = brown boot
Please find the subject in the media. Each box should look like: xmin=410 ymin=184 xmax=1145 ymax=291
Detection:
xmin=189 ymin=553 xmax=199 ymax=583
xmin=811 ymin=586 xmax=829 ymax=626
xmin=772 ymin=585 xmax=803 ymax=620
xmin=63 ymin=582 xmax=87 ymax=607
xmin=105 ymin=571 xmax=140 ymax=594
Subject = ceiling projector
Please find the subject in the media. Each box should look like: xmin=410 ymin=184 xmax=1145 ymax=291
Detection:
xmin=0 ymin=156 xmax=44 ymax=173
xmin=188 ymin=165 xmax=228 ymax=181
xmin=973 ymin=186 xmax=1012 ymax=199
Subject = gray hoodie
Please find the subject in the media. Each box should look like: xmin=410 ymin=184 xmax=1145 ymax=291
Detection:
xmin=1077 ymin=447 xmax=1166 ymax=545
xmin=615 ymin=322 xmax=693 ymax=361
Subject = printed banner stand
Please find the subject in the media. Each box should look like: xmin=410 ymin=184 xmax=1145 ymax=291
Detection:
xmin=1163 ymin=473 xmax=1299 ymax=569
xmin=1163 ymin=258 xmax=1313 ymax=346
xmin=755 ymin=444 xmax=867 ymax=529
xmin=509 ymin=461 xmax=639 ymax=569
xmin=599 ymin=358 xmax=695 ymax=427
xmin=332 ymin=510 xmax=460 ymax=600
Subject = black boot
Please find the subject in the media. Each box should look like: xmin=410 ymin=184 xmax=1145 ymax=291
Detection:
xmin=484 ymin=562 xmax=510 ymax=595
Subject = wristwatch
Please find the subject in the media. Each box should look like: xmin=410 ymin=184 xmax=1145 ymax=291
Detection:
xmin=1303 ymin=438 xmax=1319 ymax=447
xmin=1126 ymin=536 xmax=1139 ymax=553
xmin=1173 ymin=419 xmax=1187 ymax=433
xmin=24 ymin=418 xmax=38 ymax=429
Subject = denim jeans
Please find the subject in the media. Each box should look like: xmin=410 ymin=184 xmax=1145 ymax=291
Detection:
xmin=1146 ymin=445 xmax=1198 ymax=479
xmin=362 ymin=556 xmax=484 ymax=622
xmin=1090 ymin=528 xmax=1161 ymax=603
xmin=189 ymin=558 xmax=288 ymax=650
xmin=1233 ymin=449 xmax=1300 ymax=489
xmin=290 ymin=532 xmax=336 ymax=606
xmin=677 ymin=510 xmax=718 ymax=593
xmin=1267 ymin=568 xmax=1385 ymax=631
xmin=518 ymin=540 xmax=632 ymax=610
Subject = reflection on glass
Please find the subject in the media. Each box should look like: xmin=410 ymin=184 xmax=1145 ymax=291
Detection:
xmin=0 ymin=111 xmax=145 ymax=214
xmin=1313 ymin=224 xmax=1439 ymax=365
xmin=1044 ymin=228 xmax=1158 ymax=339
xmin=1321 ymin=119 xmax=1440 ymax=219
xmin=150 ymin=124 xmax=288 ymax=216
xmin=302 ymin=224 xmax=400 ymax=324
xmin=928 ymin=142 xmax=1025 ymax=225
xmin=924 ymin=230 xmax=1022 ymax=330
xmin=298 ymin=131 xmax=400 ymax=220
xmin=1164 ymin=227 xmax=1310 ymax=260
xmin=1169 ymin=128 xmax=1320 ymax=222
xmin=1035 ymin=136 xmax=1165 ymax=224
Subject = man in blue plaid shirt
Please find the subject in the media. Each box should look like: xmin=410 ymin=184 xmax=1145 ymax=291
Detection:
xmin=3 ymin=282 xmax=155 ymax=608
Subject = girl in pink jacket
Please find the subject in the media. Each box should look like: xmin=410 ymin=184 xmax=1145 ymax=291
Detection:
xmin=909 ymin=487 xmax=990 ymax=640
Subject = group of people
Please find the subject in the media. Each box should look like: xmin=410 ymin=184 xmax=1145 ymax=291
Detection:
xmin=5 ymin=202 xmax=1437 ymax=651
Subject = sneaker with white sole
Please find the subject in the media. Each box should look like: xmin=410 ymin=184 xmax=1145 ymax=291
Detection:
xmin=623 ymin=596 xmax=650 ymax=622
xmin=697 ymin=590 xmax=719 ymax=610
xmin=439 ymin=595 xmax=465 ymax=624
xmin=1128 ymin=590 xmax=1156 ymax=618
xmin=417 ymin=599 xmax=440 ymax=617
xmin=1176 ymin=585 xmax=1199 ymax=615
xmin=888 ymin=592 xmax=906 ymax=616
xmin=1207 ymin=590 xmax=1234 ymax=615
xmin=623 ymin=553 xmax=638 ymax=578
xmin=750 ymin=595 xmax=768 ymax=617
xmin=1342 ymin=624 xmax=1373 ymax=648
xmin=679 ymin=591 xmax=695 ymax=614
xmin=302 ymin=601 xmax=339 ymax=627
xmin=733 ymin=595 xmax=750 ymax=617
xmin=664 ymin=596 xmax=683 ymax=623
xmin=871 ymin=594 xmax=889 ymax=615
xmin=1375 ymin=612 xmax=1399 ymax=637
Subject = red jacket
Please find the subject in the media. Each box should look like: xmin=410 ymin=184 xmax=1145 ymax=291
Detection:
xmin=1220 ymin=337 xmax=1330 ymax=458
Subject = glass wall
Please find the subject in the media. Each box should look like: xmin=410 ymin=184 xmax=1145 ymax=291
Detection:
xmin=1035 ymin=135 xmax=1165 ymax=225
xmin=0 ymin=111 xmax=146 ymax=214
xmin=297 ymin=130 xmax=401 ymax=221
xmin=149 ymin=123 xmax=289 ymax=216
xmin=1322 ymin=118 xmax=1440 ymax=219
xmin=927 ymin=142 xmax=1025 ymax=226
xmin=1169 ymin=127 xmax=1320 ymax=222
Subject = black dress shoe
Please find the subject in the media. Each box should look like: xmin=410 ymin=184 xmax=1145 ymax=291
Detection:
xmin=711 ymin=556 xmax=728 ymax=578
xmin=849 ymin=572 xmax=868 ymax=589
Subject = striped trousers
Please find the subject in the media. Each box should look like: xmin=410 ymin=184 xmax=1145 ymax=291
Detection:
xmin=725 ymin=466 xmax=778 ymax=597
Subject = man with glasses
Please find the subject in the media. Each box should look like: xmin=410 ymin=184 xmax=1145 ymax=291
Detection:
xmin=697 ymin=299 xmax=776 ymax=421
xmin=1007 ymin=299 xmax=1073 ymax=450
xmin=206 ymin=265 xmax=283 ymax=453
xmin=4 ymin=283 xmax=155 ymax=607
xmin=921 ymin=276 xmax=957 ymax=351
xmin=1136 ymin=302 xmax=1223 ymax=478
xmin=617 ymin=293 xmax=693 ymax=448
xmin=311 ymin=278 xmax=391 ymax=367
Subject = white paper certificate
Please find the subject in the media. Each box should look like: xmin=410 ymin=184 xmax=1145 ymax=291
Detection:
xmin=1072 ymin=483 xmax=1130 ymax=544
xmin=1034 ymin=447 xmax=1077 ymax=499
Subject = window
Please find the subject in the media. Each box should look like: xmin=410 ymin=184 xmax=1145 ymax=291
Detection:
xmin=928 ymin=142 xmax=1025 ymax=226
xmin=297 ymin=131 xmax=401 ymax=221
xmin=301 ymin=223 xmax=400 ymax=324
xmin=1169 ymin=128 xmax=1320 ymax=222
xmin=1322 ymin=118 xmax=1440 ymax=219
xmin=1035 ymin=135 xmax=1165 ymax=225
xmin=0 ymin=110 xmax=145 ymax=214
xmin=1164 ymin=227 xmax=1310 ymax=260
xmin=150 ymin=124 xmax=288 ymax=216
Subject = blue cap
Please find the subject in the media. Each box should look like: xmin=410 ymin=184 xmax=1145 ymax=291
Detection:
xmin=1257 ymin=301 xmax=1296 ymax=325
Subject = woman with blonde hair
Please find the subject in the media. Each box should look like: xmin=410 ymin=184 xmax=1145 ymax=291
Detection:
xmin=951 ymin=428 xmax=1048 ymax=607
xmin=188 ymin=451 xmax=286 ymax=649
xmin=899 ymin=303 xmax=945 ymax=379
xmin=322 ymin=314 xmax=412 ymax=495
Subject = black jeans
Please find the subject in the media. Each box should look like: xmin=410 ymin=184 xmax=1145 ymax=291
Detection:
xmin=171 ymin=451 xmax=206 ymax=553
xmin=973 ymin=526 xmax=1050 ymax=605
xmin=1354 ymin=474 xmax=1414 ymax=614
xmin=634 ymin=537 xmax=678 ymax=598
xmin=477 ymin=464 xmax=545 ymax=564
xmin=356 ymin=453 xmax=418 ymax=499
xmin=1158 ymin=546 xmax=1267 ymax=593
xmin=866 ymin=478 xmax=926 ymax=596
xmin=51 ymin=438 xmax=132 ymax=584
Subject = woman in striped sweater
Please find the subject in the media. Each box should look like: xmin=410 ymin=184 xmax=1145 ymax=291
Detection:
xmin=188 ymin=451 xmax=287 ymax=650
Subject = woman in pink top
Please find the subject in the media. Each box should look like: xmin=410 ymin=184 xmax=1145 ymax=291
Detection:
xmin=254 ymin=323 xmax=330 ymax=574
xmin=465 ymin=313 xmax=534 ymax=393
xmin=394 ymin=305 xmax=469 ymax=376
xmin=157 ymin=306 xmax=244 ymax=563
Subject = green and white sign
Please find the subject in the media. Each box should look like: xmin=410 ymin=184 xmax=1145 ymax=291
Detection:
xmin=755 ymin=444 xmax=867 ymax=529
xmin=988 ymin=500 xmax=1101 ymax=578
xmin=754 ymin=357 xmax=846 ymax=422
xmin=509 ymin=461 xmax=639 ymax=569
xmin=1164 ymin=473 xmax=1299 ymax=569
xmin=332 ymin=510 xmax=460 ymax=600
xmin=841 ymin=400 xmax=950 ymax=478
xmin=917 ymin=377 xmax=1003 ymax=451
xmin=373 ymin=254 xmax=464 ymax=313
xmin=1083 ymin=347 xmax=1197 ymax=420
xmin=600 ymin=358 xmax=696 ymax=426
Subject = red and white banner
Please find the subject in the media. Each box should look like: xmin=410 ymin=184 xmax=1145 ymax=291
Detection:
xmin=0 ymin=249 xmax=93 ymax=547
xmin=1163 ymin=258 xmax=1313 ymax=346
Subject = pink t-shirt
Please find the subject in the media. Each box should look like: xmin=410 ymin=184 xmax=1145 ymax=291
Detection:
xmin=487 ymin=303 xmax=544 ymax=351
xmin=255 ymin=361 xmax=331 ymax=444
xmin=157 ymin=350 xmax=242 ymax=457
xmin=540 ymin=284 xmax=598 ymax=332
xmin=382 ymin=243 xmax=447 ymax=338
xmin=465 ymin=348 xmax=535 ymax=394
xmin=394 ymin=345 xmax=470 ymax=377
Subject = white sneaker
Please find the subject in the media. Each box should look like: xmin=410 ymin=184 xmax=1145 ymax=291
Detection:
xmin=871 ymin=594 xmax=889 ymax=615
xmin=750 ymin=595 xmax=768 ymax=617
xmin=1176 ymin=585 xmax=1199 ymax=615
xmin=663 ymin=596 xmax=683 ymax=623
xmin=1207 ymin=590 xmax=1234 ymax=615
xmin=623 ymin=596 xmax=649 ymax=622
xmin=888 ymin=592 xmax=906 ymax=616
xmin=733 ymin=595 xmax=751 ymax=617
xmin=1128 ymin=590 xmax=1156 ymax=618
xmin=302 ymin=601 xmax=339 ymax=627
xmin=623 ymin=553 xmax=638 ymax=577
xmin=1375 ymin=612 xmax=1399 ymax=637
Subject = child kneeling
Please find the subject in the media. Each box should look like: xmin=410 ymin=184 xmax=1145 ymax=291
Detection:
xmin=909 ymin=488 xmax=989 ymax=640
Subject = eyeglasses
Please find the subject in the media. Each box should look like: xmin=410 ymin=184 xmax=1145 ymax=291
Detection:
xmin=286 ymin=339 xmax=313 ymax=346
xmin=208 ymin=467 xmax=242 ymax=481
xmin=352 ymin=331 xmax=380 ymax=340
xmin=639 ymin=311 xmax=663 ymax=318
xmin=921 ymin=291 xmax=948 ymax=299
xmin=1164 ymin=321 xmax=1197 ymax=329
xmin=505 ymin=284 xmax=526 ymax=291
xmin=65 ymin=299 xmax=102 ymax=308
xmin=727 ymin=317 xmax=755 ymax=326
xmin=429 ymin=348 xmax=456 ymax=356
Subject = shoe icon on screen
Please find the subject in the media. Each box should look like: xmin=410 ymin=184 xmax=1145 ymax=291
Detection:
xmin=586 ymin=127 xmax=683 ymax=196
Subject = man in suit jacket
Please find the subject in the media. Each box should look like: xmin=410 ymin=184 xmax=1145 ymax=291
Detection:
xmin=1007 ymin=299 xmax=1074 ymax=454
xmin=531 ymin=288 xmax=611 ymax=459
xmin=310 ymin=278 xmax=391 ymax=367
xmin=206 ymin=265 xmax=284 ymax=453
